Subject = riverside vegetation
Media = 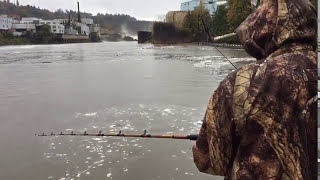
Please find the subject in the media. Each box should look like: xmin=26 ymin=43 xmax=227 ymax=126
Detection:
xmin=0 ymin=24 xmax=64 ymax=46
xmin=153 ymin=0 xmax=317 ymax=44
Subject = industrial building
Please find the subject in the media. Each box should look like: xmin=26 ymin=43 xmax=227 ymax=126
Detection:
xmin=180 ymin=0 xmax=218 ymax=15
xmin=0 ymin=15 xmax=13 ymax=31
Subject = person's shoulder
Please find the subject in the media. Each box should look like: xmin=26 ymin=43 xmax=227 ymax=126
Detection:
xmin=266 ymin=49 xmax=317 ymax=70
xmin=216 ymin=62 xmax=261 ymax=93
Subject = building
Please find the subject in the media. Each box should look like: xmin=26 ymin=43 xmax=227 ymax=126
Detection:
xmin=11 ymin=23 xmax=36 ymax=35
xmin=20 ymin=17 xmax=41 ymax=24
xmin=165 ymin=11 xmax=188 ymax=29
xmin=91 ymin=24 xmax=101 ymax=37
xmin=180 ymin=0 xmax=218 ymax=15
xmin=81 ymin=18 xmax=100 ymax=37
xmin=81 ymin=18 xmax=93 ymax=25
xmin=75 ymin=22 xmax=90 ymax=35
xmin=39 ymin=20 xmax=65 ymax=34
xmin=0 ymin=15 xmax=13 ymax=31
xmin=20 ymin=18 xmax=65 ymax=34
xmin=55 ymin=18 xmax=75 ymax=26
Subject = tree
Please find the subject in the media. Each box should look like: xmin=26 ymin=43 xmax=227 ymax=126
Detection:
xmin=212 ymin=5 xmax=229 ymax=36
xmin=183 ymin=4 xmax=213 ymax=41
xmin=227 ymin=0 xmax=252 ymax=31
xmin=35 ymin=25 xmax=53 ymax=44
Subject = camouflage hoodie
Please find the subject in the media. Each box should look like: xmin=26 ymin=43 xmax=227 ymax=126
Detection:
xmin=192 ymin=0 xmax=317 ymax=179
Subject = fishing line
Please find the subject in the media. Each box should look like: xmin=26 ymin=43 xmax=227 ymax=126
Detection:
xmin=201 ymin=18 xmax=238 ymax=70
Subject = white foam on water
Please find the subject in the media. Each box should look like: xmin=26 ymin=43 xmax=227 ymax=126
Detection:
xmin=85 ymin=112 xmax=97 ymax=116
xmin=98 ymin=140 xmax=108 ymax=143
xmin=107 ymin=173 xmax=112 ymax=178
xmin=139 ymin=104 xmax=145 ymax=108
xmin=180 ymin=150 xmax=186 ymax=154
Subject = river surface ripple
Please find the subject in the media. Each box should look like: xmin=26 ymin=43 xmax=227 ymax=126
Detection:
xmin=0 ymin=42 xmax=253 ymax=180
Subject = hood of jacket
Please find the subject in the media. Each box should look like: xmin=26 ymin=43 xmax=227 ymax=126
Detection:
xmin=235 ymin=0 xmax=317 ymax=60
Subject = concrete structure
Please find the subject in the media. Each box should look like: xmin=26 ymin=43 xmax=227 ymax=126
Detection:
xmin=91 ymin=24 xmax=101 ymax=37
xmin=180 ymin=0 xmax=218 ymax=15
xmin=11 ymin=24 xmax=36 ymax=35
xmin=62 ymin=34 xmax=89 ymax=40
xmin=138 ymin=31 xmax=152 ymax=44
xmin=165 ymin=11 xmax=188 ymax=29
xmin=64 ymin=27 xmax=78 ymax=35
xmin=0 ymin=15 xmax=13 ymax=30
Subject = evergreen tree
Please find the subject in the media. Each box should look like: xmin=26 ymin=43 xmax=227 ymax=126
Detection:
xmin=212 ymin=5 xmax=229 ymax=36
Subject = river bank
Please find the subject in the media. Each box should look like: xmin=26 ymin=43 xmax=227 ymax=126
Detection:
xmin=0 ymin=36 xmax=101 ymax=46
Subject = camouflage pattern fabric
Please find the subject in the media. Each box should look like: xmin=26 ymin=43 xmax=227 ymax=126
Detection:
xmin=193 ymin=0 xmax=318 ymax=179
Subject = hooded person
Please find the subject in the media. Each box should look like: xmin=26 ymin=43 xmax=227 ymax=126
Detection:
xmin=192 ymin=0 xmax=317 ymax=179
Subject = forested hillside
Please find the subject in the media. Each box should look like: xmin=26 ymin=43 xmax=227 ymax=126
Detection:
xmin=0 ymin=1 xmax=153 ymax=35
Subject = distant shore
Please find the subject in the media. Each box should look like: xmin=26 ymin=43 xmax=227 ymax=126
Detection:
xmin=0 ymin=37 xmax=102 ymax=47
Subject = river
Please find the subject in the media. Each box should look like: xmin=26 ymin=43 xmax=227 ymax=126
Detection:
xmin=0 ymin=42 xmax=253 ymax=180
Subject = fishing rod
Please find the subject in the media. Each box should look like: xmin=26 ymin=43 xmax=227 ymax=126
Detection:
xmin=201 ymin=18 xmax=238 ymax=70
xmin=36 ymin=130 xmax=199 ymax=141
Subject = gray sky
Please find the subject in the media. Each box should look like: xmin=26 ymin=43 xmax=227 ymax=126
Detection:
xmin=19 ymin=0 xmax=183 ymax=21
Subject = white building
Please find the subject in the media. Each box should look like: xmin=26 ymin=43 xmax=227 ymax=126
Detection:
xmin=75 ymin=22 xmax=90 ymax=35
xmin=20 ymin=17 xmax=41 ymax=24
xmin=39 ymin=20 xmax=65 ymax=34
xmin=54 ymin=18 xmax=75 ymax=26
xmin=181 ymin=0 xmax=218 ymax=15
xmin=0 ymin=15 xmax=13 ymax=30
xmin=20 ymin=18 xmax=64 ymax=34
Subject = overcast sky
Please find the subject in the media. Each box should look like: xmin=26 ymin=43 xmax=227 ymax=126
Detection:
xmin=19 ymin=0 xmax=183 ymax=21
